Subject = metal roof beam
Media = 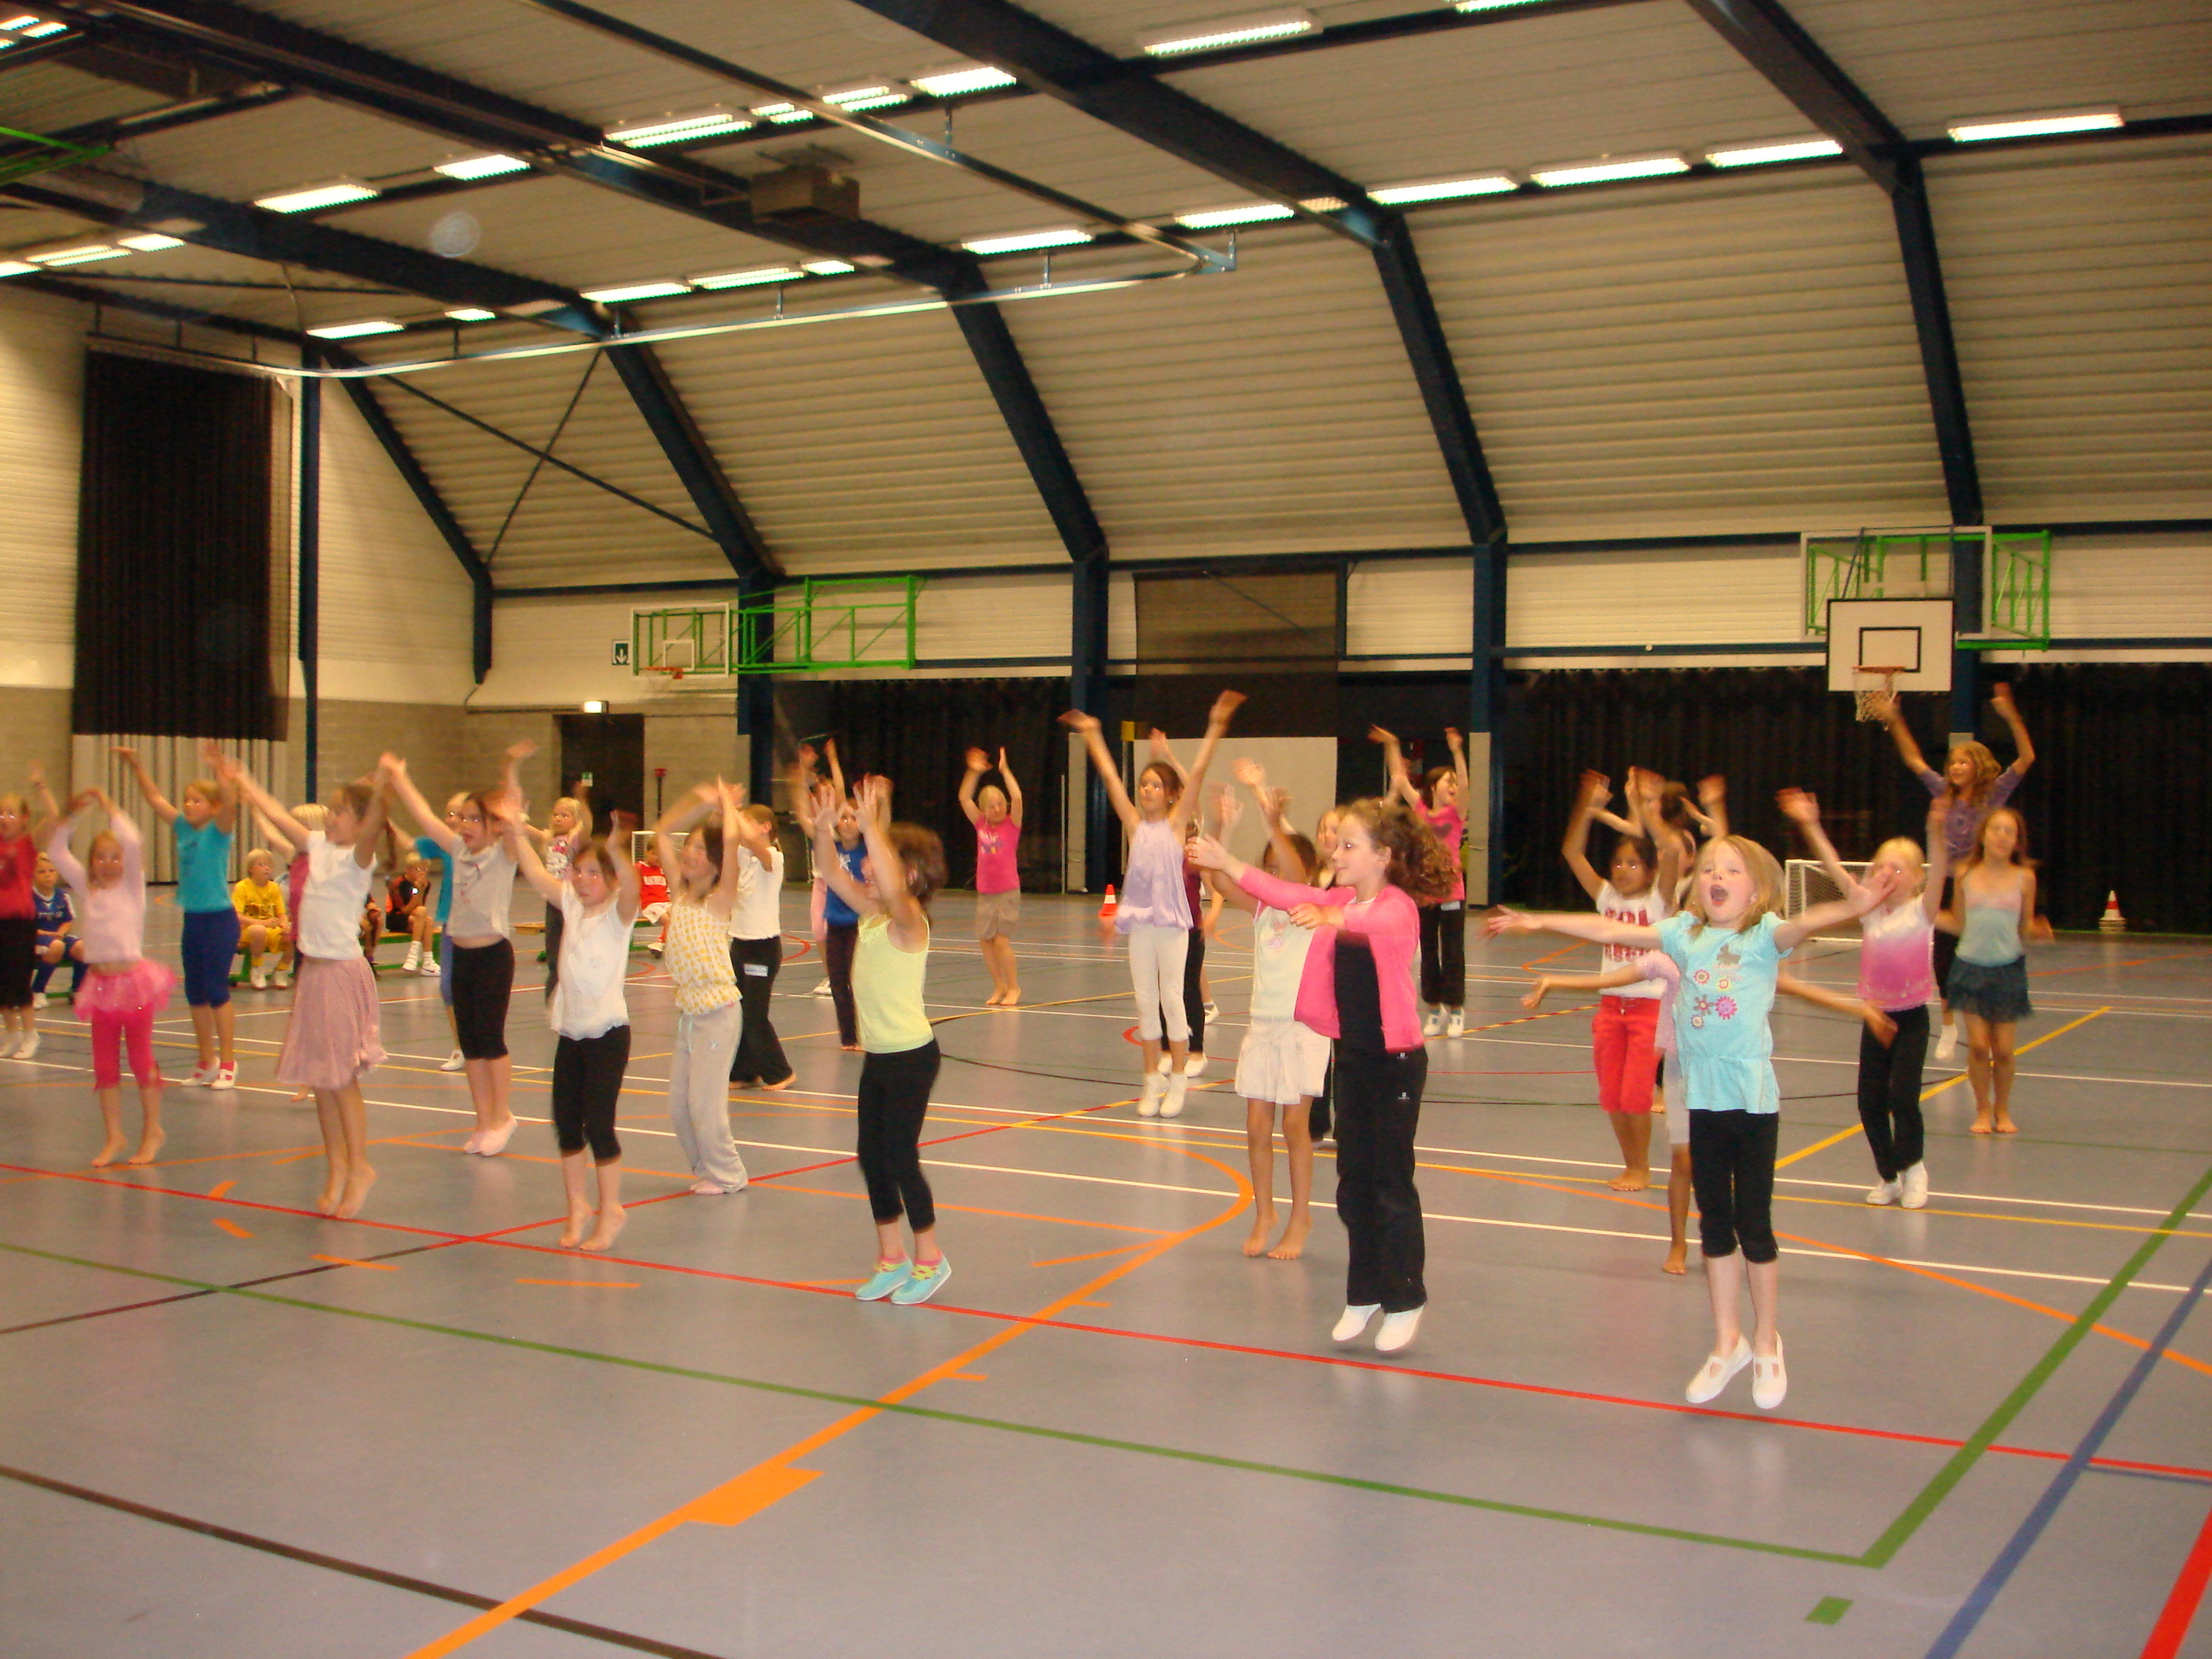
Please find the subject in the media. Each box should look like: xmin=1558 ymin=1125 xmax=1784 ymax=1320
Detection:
xmin=607 ymin=341 xmax=780 ymax=579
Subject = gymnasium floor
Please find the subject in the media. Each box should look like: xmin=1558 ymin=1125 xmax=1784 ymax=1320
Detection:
xmin=2 ymin=894 xmax=2208 ymax=1659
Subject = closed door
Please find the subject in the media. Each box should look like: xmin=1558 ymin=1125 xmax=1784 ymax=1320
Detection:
xmin=556 ymin=712 xmax=645 ymax=825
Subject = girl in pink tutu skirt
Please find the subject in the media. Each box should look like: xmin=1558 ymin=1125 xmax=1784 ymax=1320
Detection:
xmin=39 ymin=781 xmax=172 ymax=1167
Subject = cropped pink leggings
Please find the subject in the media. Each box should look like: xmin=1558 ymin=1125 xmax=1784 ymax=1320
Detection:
xmin=89 ymin=1004 xmax=160 ymax=1090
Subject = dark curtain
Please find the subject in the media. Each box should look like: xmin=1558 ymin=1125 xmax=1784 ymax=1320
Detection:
xmin=814 ymin=678 xmax=1070 ymax=892
xmin=73 ymin=352 xmax=285 ymax=741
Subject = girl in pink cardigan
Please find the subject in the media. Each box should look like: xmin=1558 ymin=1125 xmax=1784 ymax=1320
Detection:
xmin=1191 ymin=796 xmax=1458 ymax=1355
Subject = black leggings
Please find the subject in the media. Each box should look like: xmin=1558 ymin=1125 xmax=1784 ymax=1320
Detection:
xmin=1182 ymin=929 xmax=1206 ymax=1057
xmin=449 ymin=938 xmax=514 ymax=1060
xmin=1335 ymin=1045 xmax=1428 ymax=1313
xmin=824 ymin=922 xmax=859 ymax=1047
xmin=1419 ymin=903 xmax=1465 ymax=1009
xmin=1932 ymin=876 xmax=1959 ymax=1000
xmin=1689 ymin=1109 xmax=1779 ymax=1263
xmin=857 ymin=1040 xmax=940 ymax=1231
xmin=552 ymin=1025 xmax=630 ymax=1162
xmin=729 ymin=935 xmax=793 ymax=1086
xmin=541 ymin=902 xmax=563 ymax=1004
xmin=1859 ymin=1004 xmax=1930 ymax=1180
xmin=0 ymin=916 xmax=37 ymax=1009
xmin=1308 ymin=1044 xmax=1336 ymax=1142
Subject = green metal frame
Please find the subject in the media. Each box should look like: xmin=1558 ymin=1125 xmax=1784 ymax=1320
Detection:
xmin=1963 ymin=529 xmax=2052 ymax=650
xmin=0 ymin=124 xmax=108 ymax=188
xmin=1804 ymin=526 xmax=2050 ymax=650
xmin=735 ymin=576 xmax=920 ymax=673
xmin=632 ymin=603 xmax=733 ymax=678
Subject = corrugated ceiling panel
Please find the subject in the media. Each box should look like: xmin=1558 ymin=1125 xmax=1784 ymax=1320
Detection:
xmin=644 ymin=297 xmax=1067 ymax=570
xmin=915 ymin=573 xmax=1071 ymax=661
xmin=2046 ymin=532 xmax=2212 ymax=638
xmin=1002 ymin=232 xmax=1466 ymax=558
xmin=1511 ymin=545 xmax=1803 ymax=646
xmin=1930 ymin=139 xmax=2212 ymax=522
xmin=1346 ymin=560 xmax=1473 ymax=659
xmin=115 ymin=96 xmax=466 ymax=205
xmin=0 ymin=61 xmax=165 ymax=134
xmin=1164 ymin=6 xmax=1809 ymax=192
xmin=53 ymin=243 xmax=406 ymax=335
xmin=0 ymin=286 xmax=83 ymax=688
xmin=1417 ymin=170 xmax=1950 ymax=539
xmin=1788 ymin=0 xmax=2212 ymax=132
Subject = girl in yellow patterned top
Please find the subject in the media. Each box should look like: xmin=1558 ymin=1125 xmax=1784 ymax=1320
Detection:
xmin=231 ymin=848 xmax=289 ymax=990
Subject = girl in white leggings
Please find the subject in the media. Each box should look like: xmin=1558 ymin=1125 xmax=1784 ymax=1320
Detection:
xmin=1061 ymin=690 xmax=1242 ymax=1119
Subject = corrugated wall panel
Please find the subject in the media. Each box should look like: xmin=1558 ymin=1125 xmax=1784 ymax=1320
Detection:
xmin=1346 ymin=561 xmax=1473 ymax=660
xmin=1418 ymin=171 xmax=1951 ymax=540
xmin=1110 ymin=570 xmax=1136 ymax=663
xmin=915 ymin=573 xmax=1070 ymax=662
xmin=2046 ymin=533 xmax=2212 ymax=638
xmin=0 ymin=287 xmax=82 ymax=689
xmin=480 ymin=592 xmax=738 ymax=708
xmin=1931 ymin=139 xmax=2212 ymax=522
xmin=1509 ymin=545 xmax=1803 ymax=647
xmin=1003 ymin=234 xmax=1467 ymax=559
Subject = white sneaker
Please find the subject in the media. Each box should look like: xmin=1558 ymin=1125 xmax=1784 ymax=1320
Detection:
xmin=1935 ymin=1022 xmax=1957 ymax=1060
xmin=183 ymin=1064 xmax=216 ymax=1088
xmin=440 ymin=1050 xmax=466 ymax=1073
xmin=1331 ymin=1304 xmax=1380 ymax=1343
xmin=1685 ymin=1336 xmax=1752 ymax=1404
xmin=210 ymin=1065 xmax=236 ymax=1091
xmin=273 ymin=970 xmax=292 ymax=988
xmin=1202 ymin=1001 xmax=1220 ymax=1022
xmin=1185 ymin=1054 xmax=1207 ymax=1079
xmin=1136 ymin=1072 xmax=1164 ymax=1117
xmin=1446 ymin=1009 xmax=1464 ymax=1039
xmin=1751 ymin=1338 xmax=1788 ymax=1410
xmin=1160 ymin=1072 xmax=1188 ymax=1118
xmin=809 ymin=981 xmax=834 ymax=998
xmin=1423 ymin=1010 xmax=1445 ymax=1038
xmin=1901 ymin=1163 xmax=1930 ymax=1210
xmin=1375 ymin=1307 xmax=1423 ymax=1353
xmin=416 ymin=960 xmax=437 ymax=978
xmin=30 ymin=992 xmax=45 ymax=1010
xmin=1866 ymin=1179 xmax=1900 ymax=1206
xmin=14 ymin=1032 xmax=38 ymax=1061
xmin=402 ymin=949 xmax=421 ymax=974
xmin=250 ymin=967 xmax=268 ymax=990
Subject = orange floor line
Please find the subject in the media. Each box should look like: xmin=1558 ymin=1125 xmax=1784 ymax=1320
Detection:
xmin=212 ymin=1218 xmax=253 ymax=1239
xmin=1030 ymin=1243 xmax=1151 ymax=1267
xmin=207 ymin=1180 xmax=234 ymax=1198
xmin=515 ymin=1278 xmax=638 ymax=1289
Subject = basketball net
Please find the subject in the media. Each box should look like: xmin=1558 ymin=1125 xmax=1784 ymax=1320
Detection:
xmin=1852 ymin=667 xmax=1901 ymax=722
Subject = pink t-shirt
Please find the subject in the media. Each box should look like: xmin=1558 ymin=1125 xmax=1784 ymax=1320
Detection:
xmin=1858 ymin=900 xmax=1936 ymax=1011
xmin=1423 ymin=803 xmax=1465 ymax=902
xmin=975 ymin=820 xmax=1019 ymax=894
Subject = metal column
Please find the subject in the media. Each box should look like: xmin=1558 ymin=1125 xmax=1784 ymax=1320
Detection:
xmin=297 ymin=364 xmax=321 ymax=800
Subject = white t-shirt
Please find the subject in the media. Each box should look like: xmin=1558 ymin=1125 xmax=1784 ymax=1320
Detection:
xmin=729 ymin=843 xmax=784 ymax=942
xmin=1249 ymin=903 xmax=1317 ymax=1022
xmin=298 ymin=832 xmax=375 ymax=961
xmin=550 ymin=888 xmax=632 ymax=1040
xmin=446 ymin=844 xmax=518 ymax=941
xmin=1597 ymin=880 xmax=1671 ymax=999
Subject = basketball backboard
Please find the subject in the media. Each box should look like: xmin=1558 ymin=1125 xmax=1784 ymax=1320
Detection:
xmin=1825 ymin=597 xmax=1953 ymax=694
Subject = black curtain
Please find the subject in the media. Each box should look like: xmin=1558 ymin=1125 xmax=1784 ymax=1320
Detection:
xmin=73 ymin=352 xmax=285 ymax=741
xmin=812 ymin=678 xmax=1070 ymax=892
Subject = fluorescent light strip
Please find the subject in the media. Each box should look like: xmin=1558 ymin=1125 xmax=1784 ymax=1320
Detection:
xmin=1138 ymin=9 xmax=1316 ymax=55
xmin=607 ymin=111 xmax=752 ymax=146
xmin=306 ymin=320 xmax=404 ymax=339
xmin=1454 ymin=0 xmax=1549 ymax=9
xmin=822 ymin=84 xmax=908 ymax=111
xmin=800 ymin=259 xmax=857 ymax=276
xmin=1371 ymin=173 xmax=1516 ymax=204
xmin=1704 ymin=137 xmax=1843 ymax=168
xmin=581 ymin=281 xmax=691 ymax=303
xmin=1173 ymin=202 xmax=1294 ymax=228
xmin=0 ymin=259 xmax=39 ymax=277
xmin=750 ymin=102 xmax=815 ymax=125
xmin=0 ymin=15 xmax=42 ymax=28
xmin=1529 ymin=152 xmax=1689 ymax=187
xmin=37 ymin=244 xmax=127 ymax=265
xmin=909 ymin=62 xmax=1017 ymax=97
xmin=691 ymin=265 xmax=805 ymax=289
xmin=445 ymin=308 xmax=497 ymax=322
xmin=961 ymin=228 xmax=1092 ymax=255
xmin=119 ymin=233 xmax=186 ymax=250
xmin=18 ymin=17 xmax=64 ymax=35
xmin=254 ymin=179 xmax=380 ymax=212
xmin=1947 ymin=106 xmax=2123 ymax=143
xmin=434 ymin=153 xmax=531 ymax=180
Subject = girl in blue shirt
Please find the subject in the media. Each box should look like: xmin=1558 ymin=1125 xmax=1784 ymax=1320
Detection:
xmin=116 ymin=744 xmax=241 ymax=1090
xmin=1491 ymin=832 xmax=1890 ymax=1412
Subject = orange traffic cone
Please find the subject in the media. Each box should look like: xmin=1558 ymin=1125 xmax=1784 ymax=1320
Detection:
xmin=2100 ymin=890 xmax=2125 ymax=933
xmin=1098 ymin=884 xmax=1117 ymax=922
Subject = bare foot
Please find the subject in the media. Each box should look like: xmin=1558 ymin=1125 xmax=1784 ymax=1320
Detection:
xmin=1607 ymin=1167 xmax=1650 ymax=1193
xmin=1662 ymin=1243 xmax=1688 ymax=1276
xmin=125 ymin=1127 xmax=166 ymax=1166
xmin=1970 ymin=1114 xmax=1994 ymax=1134
xmin=840 ymin=1043 xmax=863 ymax=1054
xmin=1993 ymin=1115 xmax=2018 ymax=1135
xmin=90 ymin=1133 xmax=129 ymax=1169
xmin=1266 ymin=1214 xmax=1313 ymax=1260
xmin=558 ymin=1208 xmax=592 ymax=1248
xmin=581 ymin=1206 xmax=626 ymax=1252
xmin=1243 ymin=1208 xmax=1276 ymax=1257
xmin=983 ymin=991 xmax=1004 ymax=1007
xmin=335 ymin=1166 xmax=376 ymax=1220
xmin=1001 ymin=990 xmax=1021 ymax=1007
xmin=317 ymin=1169 xmax=346 ymax=1215
xmin=760 ymin=1074 xmax=795 ymax=1091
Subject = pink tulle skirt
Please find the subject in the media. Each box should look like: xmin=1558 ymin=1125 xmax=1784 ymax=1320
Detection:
xmin=76 ymin=958 xmax=176 ymax=1022
xmin=276 ymin=954 xmax=386 ymax=1092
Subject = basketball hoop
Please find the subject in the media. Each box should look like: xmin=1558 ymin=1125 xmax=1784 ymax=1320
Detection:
xmin=641 ymin=663 xmax=685 ymax=683
xmin=1852 ymin=666 xmax=1904 ymax=722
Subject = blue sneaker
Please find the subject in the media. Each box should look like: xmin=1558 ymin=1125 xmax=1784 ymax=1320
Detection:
xmin=890 ymin=1256 xmax=951 ymax=1305
xmin=855 ymin=1260 xmax=912 ymax=1301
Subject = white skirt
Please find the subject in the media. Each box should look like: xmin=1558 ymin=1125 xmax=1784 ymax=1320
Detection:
xmin=1234 ymin=1017 xmax=1331 ymax=1106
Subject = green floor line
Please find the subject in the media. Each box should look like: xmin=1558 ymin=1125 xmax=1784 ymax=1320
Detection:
xmin=1806 ymin=1595 xmax=1852 ymax=1625
xmin=1854 ymin=1155 xmax=2212 ymax=1568
xmin=0 ymin=1238 xmax=1860 ymax=1564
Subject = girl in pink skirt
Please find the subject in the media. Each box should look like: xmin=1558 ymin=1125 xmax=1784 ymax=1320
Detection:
xmin=40 ymin=782 xmax=172 ymax=1167
xmin=220 ymin=755 xmax=393 ymax=1218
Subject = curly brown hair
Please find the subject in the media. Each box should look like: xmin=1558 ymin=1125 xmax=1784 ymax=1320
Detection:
xmin=1335 ymin=796 xmax=1458 ymax=902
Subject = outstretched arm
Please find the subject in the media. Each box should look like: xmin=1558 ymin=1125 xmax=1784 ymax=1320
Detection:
xmin=195 ymin=740 xmax=240 ymax=834
xmin=1991 ymin=682 xmax=2035 ymax=777
xmin=713 ymin=787 xmax=754 ymax=918
xmin=1173 ymin=690 xmax=1245 ymax=834
xmin=1445 ymin=727 xmax=1472 ymax=807
xmin=999 ymin=748 xmax=1022 ymax=827
xmin=1486 ymin=906 xmax=1663 ymax=951
xmin=1777 ymin=972 xmax=1895 ymax=1045
xmin=1776 ymin=789 xmax=1864 ymax=902
xmin=854 ymin=776 xmax=926 ymax=949
xmin=494 ymin=796 xmax=562 ymax=905
xmin=379 ymin=754 xmax=463 ymax=856
xmin=958 ymin=748 xmax=987 ymax=826
xmin=1879 ymin=696 xmax=1936 ymax=783
xmin=352 ymin=771 xmax=393 ymax=871
xmin=111 ymin=746 xmax=178 ymax=824
xmin=1368 ymin=726 xmax=1423 ymax=810
xmin=212 ymin=754 xmax=309 ymax=850
xmin=1562 ymin=771 xmax=1609 ymax=902
xmin=1059 ymin=711 xmax=1140 ymax=835
xmin=1521 ymin=959 xmax=1662 ymax=1010
xmin=1696 ymin=775 xmax=1728 ymax=842
xmin=1775 ymin=870 xmax=1897 ymax=952
xmin=607 ymin=810 xmax=641 ymax=924
xmin=654 ymin=782 xmax=718 ymax=881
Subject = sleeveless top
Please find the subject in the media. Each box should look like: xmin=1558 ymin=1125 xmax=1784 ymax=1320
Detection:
xmin=1116 ymin=818 xmax=1192 ymax=932
xmin=549 ymin=889 xmax=631 ymax=1040
xmin=1859 ymin=900 xmax=1936 ymax=1010
xmin=855 ymin=912 xmax=933 ymax=1053
xmin=663 ymin=899 xmax=740 ymax=1017
xmin=1958 ymin=881 xmax=2024 ymax=965
xmin=1249 ymin=903 xmax=1317 ymax=1022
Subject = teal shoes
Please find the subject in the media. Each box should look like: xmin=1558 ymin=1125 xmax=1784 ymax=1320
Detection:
xmin=890 ymin=1256 xmax=952 ymax=1305
xmin=854 ymin=1260 xmax=913 ymax=1301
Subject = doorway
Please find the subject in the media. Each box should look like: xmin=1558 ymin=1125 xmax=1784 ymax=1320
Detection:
xmin=556 ymin=712 xmax=645 ymax=824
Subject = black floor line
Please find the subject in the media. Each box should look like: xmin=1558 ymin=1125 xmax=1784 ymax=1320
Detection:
xmin=0 ymin=1240 xmax=452 ymax=1337
xmin=0 ymin=1460 xmax=729 ymax=1659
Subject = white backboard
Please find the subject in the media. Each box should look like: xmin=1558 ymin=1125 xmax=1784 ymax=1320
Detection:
xmin=1825 ymin=598 xmax=1953 ymax=693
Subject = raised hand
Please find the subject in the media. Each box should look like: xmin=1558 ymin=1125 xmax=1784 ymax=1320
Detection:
xmin=1576 ymin=770 xmax=1610 ymax=811
xmin=1207 ymin=690 xmax=1245 ymax=730
xmin=1366 ymin=725 xmax=1399 ymax=748
xmin=1776 ymin=788 xmax=1819 ymax=825
xmin=109 ymin=745 xmax=138 ymax=764
xmin=1187 ymin=835 xmax=1232 ymax=871
xmin=997 ymin=747 xmax=1009 ymax=772
xmin=1057 ymin=709 xmax=1099 ymax=735
xmin=1520 ymin=977 xmax=1553 ymax=1011
xmin=1214 ymin=785 xmax=1241 ymax=832
xmin=1232 ymin=756 xmax=1266 ymax=789
xmin=504 ymin=739 xmax=538 ymax=763
xmin=1287 ymin=903 xmax=1327 ymax=930
xmin=1697 ymin=775 xmax=1726 ymax=811
xmin=1989 ymin=682 xmax=2017 ymax=717
xmin=1259 ymin=784 xmax=1289 ymax=824
xmin=963 ymin=747 xmax=990 ymax=772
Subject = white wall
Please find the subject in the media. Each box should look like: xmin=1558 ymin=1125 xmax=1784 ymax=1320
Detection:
xmin=0 ymin=286 xmax=84 ymax=691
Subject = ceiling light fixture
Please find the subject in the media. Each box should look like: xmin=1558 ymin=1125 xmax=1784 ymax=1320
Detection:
xmin=1703 ymin=137 xmax=1843 ymax=167
xmin=254 ymin=178 xmax=380 ymax=212
xmin=582 ymin=280 xmax=692 ymax=303
xmin=434 ymin=153 xmax=532 ymax=180
xmin=33 ymin=242 xmax=127 ymax=265
xmin=1529 ymin=151 xmax=1690 ymax=187
xmin=0 ymin=259 xmax=39 ymax=277
xmin=1173 ymin=201 xmax=1294 ymax=228
xmin=690 ymin=265 xmax=806 ymax=289
xmin=13 ymin=17 xmax=65 ymax=35
xmin=306 ymin=319 xmax=405 ymax=339
xmin=119 ymin=232 xmax=186 ymax=250
xmin=820 ymin=82 xmax=911 ymax=113
xmin=1137 ymin=8 xmax=1317 ymax=56
xmin=748 ymin=102 xmax=815 ymax=125
xmin=961 ymin=228 xmax=1092 ymax=255
xmin=0 ymin=15 xmax=43 ymax=27
xmin=800 ymin=259 xmax=858 ymax=276
xmin=445 ymin=307 xmax=497 ymax=322
xmin=908 ymin=61 xmax=1017 ymax=97
xmin=606 ymin=110 xmax=753 ymax=147
xmin=1453 ymin=0 xmax=1549 ymax=10
xmin=1946 ymin=105 xmax=2123 ymax=143
xmin=1371 ymin=173 xmax=1516 ymax=204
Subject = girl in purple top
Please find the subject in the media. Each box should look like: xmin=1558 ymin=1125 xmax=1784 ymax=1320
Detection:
xmin=1371 ymin=725 xmax=1471 ymax=1037
xmin=958 ymin=746 xmax=1024 ymax=1008
xmin=1062 ymin=690 xmax=1243 ymax=1120
xmin=1876 ymin=682 xmax=2035 ymax=1060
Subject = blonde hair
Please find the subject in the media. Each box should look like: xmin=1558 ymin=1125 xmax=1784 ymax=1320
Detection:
xmin=1943 ymin=741 xmax=2002 ymax=804
xmin=291 ymin=803 xmax=329 ymax=831
xmin=977 ymin=783 xmax=1008 ymax=813
xmin=246 ymin=847 xmax=275 ymax=876
xmin=183 ymin=777 xmax=220 ymax=808
xmin=1869 ymin=835 xmax=1927 ymax=897
xmin=1684 ymin=835 xmax=1784 ymax=934
xmin=553 ymin=795 xmax=593 ymax=838
xmin=742 ymin=802 xmax=776 ymax=831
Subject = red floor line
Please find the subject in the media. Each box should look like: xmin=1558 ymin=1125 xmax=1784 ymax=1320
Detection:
xmin=2141 ymin=1496 xmax=2212 ymax=1658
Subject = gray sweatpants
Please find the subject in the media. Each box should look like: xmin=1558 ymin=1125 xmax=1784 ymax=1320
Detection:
xmin=668 ymin=1001 xmax=748 ymax=1190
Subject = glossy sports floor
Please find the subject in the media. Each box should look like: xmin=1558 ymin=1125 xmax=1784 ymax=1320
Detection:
xmin=3 ymin=894 xmax=2209 ymax=1659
